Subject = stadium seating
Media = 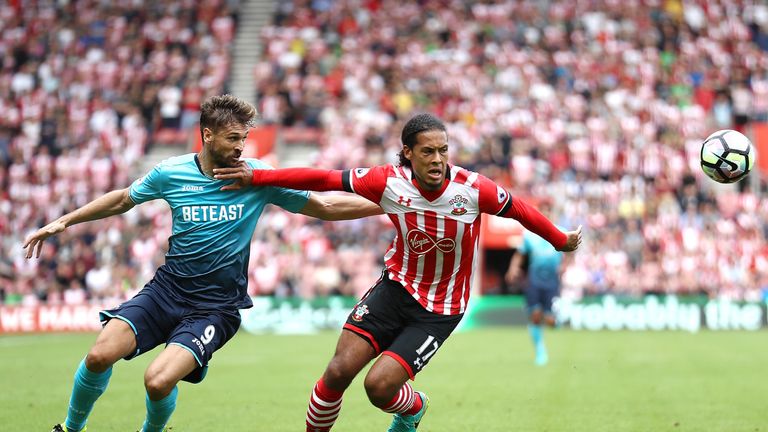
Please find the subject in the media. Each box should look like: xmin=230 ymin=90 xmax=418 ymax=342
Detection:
xmin=0 ymin=0 xmax=237 ymax=305
xmin=3 ymin=0 xmax=768 ymax=304
xmin=251 ymin=0 xmax=768 ymax=302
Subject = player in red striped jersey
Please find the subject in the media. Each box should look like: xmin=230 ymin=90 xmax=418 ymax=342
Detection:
xmin=215 ymin=113 xmax=581 ymax=431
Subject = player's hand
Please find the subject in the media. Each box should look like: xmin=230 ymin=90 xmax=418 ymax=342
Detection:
xmin=23 ymin=220 xmax=66 ymax=259
xmin=557 ymin=225 xmax=582 ymax=252
xmin=505 ymin=267 xmax=521 ymax=284
xmin=213 ymin=161 xmax=252 ymax=191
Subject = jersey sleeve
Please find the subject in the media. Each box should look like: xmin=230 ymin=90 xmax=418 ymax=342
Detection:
xmin=246 ymin=159 xmax=311 ymax=213
xmin=476 ymin=174 xmax=567 ymax=250
xmin=476 ymin=174 xmax=512 ymax=215
xmin=341 ymin=165 xmax=389 ymax=203
xmin=128 ymin=164 xmax=165 ymax=204
xmin=268 ymin=186 xmax=310 ymax=213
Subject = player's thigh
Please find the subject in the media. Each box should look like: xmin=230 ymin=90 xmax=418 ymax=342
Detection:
xmin=167 ymin=309 xmax=241 ymax=383
xmin=144 ymin=344 xmax=199 ymax=391
xmin=99 ymin=288 xmax=182 ymax=360
xmin=524 ymin=285 xmax=543 ymax=311
xmin=324 ymin=330 xmax=378 ymax=385
xmin=87 ymin=319 xmax=138 ymax=369
xmin=540 ymin=287 xmax=559 ymax=314
xmin=384 ymin=314 xmax=462 ymax=380
xmin=364 ymin=353 xmax=410 ymax=395
xmin=342 ymin=273 xmax=406 ymax=356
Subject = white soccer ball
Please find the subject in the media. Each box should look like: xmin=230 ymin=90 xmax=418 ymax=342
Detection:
xmin=700 ymin=129 xmax=755 ymax=183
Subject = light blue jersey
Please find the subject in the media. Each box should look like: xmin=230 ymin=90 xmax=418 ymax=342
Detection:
xmin=520 ymin=229 xmax=564 ymax=290
xmin=129 ymin=154 xmax=309 ymax=309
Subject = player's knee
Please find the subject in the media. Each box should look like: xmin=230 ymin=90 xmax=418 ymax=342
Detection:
xmin=144 ymin=369 xmax=177 ymax=399
xmin=529 ymin=309 xmax=543 ymax=324
xmin=543 ymin=314 xmax=556 ymax=327
xmin=363 ymin=372 xmax=398 ymax=407
xmin=85 ymin=346 xmax=118 ymax=372
xmin=323 ymin=359 xmax=353 ymax=390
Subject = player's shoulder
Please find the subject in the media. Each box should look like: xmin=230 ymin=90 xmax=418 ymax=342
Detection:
xmin=242 ymin=158 xmax=274 ymax=170
xmin=157 ymin=153 xmax=196 ymax=168
xmin=351 ymin=164 xmax=396 ymax=180
xmin=448 ymin=164 xmax=483 ymax=187
xmin=144 ymin=154 xmax=196 ymax=180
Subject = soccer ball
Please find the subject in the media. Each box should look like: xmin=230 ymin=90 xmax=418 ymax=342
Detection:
xmin=700 ymin=129 xmax=755 ymax=183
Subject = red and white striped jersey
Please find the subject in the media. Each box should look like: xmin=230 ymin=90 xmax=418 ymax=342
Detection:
xmin=341 ymin=164 xmax=514 ymax=315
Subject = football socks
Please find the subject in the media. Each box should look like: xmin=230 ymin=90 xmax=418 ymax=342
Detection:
xmin=64 ymin=358 xmax=113 ymax=432
xmin=141 ymin=385 xmax=178 ymax=432
xmin=306 ymin=378 xmax=343 ymax=432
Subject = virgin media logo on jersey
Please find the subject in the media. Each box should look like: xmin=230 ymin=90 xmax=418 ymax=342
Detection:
xmin=407 ymin=229 xmax=456 ymax=254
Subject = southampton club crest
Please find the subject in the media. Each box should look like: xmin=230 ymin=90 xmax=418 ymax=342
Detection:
xmin=351 ymin=304 xmax=369 ymax=322
xmin=449 ymin=194 xmax=468 ymax=215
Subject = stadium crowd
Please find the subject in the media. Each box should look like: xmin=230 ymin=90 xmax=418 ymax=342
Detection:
xmin=3 ymin=0 xmax=768 ymax=306
xmin=0 ymin=0 xmax=238 ymax=305
xmin=251 ymin=0 xmax=768 ymax=302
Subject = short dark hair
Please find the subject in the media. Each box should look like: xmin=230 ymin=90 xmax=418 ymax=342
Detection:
xmin=199 ymin=94 xmax=258 ymax=139
xmin=397 ymin=113 xmax=447 ymax=167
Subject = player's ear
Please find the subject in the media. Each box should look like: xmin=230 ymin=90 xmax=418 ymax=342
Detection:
xmin=202 ymin=127 xmax=213 ymax=144
xmin=402 ymin=145 xmax=413 ymax=161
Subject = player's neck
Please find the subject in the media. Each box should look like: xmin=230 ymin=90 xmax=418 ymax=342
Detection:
xmin=196 ymin=151 xmax=216 ymax=179
xmin=411 ymin=175 xmax=449 ymax=201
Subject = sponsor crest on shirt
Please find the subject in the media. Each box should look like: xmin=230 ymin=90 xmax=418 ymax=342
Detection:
xmin=496 ymin=186 xmax=507 ymax=204
xmin=449 ymin=194 xmax=468 ymax=215
xmin=351 ymin=304 xmax=369 ymax=322
xmin=354 ymin=168 xmax=370 ymax=178
xmin=407 ymin=229 xmax=456 ymax=254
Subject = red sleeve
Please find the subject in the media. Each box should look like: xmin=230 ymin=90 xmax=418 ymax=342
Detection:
xmin=251 ymin=165 xmax=389 ymax=203
xmin=252 ymin=168 xmax=345 ymax=191
xmin=477 ymin=175 xmax=567 ymax=250
xmin=345 ymin=166 xmax=389 ymax=203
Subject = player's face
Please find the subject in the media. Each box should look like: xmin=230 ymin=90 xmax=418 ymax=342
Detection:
xmin=203 ymin=123 xmax=249 ymax=167
xmin=404 ymin=129 xmax=449 ymax=191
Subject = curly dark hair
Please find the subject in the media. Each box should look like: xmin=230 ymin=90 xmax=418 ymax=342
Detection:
xmin=397 ymin=113 xmax=447 ymax=167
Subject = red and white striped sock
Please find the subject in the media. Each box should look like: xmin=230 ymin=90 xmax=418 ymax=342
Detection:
xmin=305 ymin=378 xmax=343 ymax=432
xmin=382 ymin=382 xmax=423 ymax=415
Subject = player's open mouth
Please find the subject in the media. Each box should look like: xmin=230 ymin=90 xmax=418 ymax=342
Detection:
xmin=427 ymin=169 xmax=442 ymax=180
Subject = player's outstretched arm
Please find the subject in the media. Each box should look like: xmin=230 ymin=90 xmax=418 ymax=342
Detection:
xmin=499 ymin=197 xmax=581 ymax=252
xmin=300 ymin=193 xmax=383 ymax=221
xmin=23 ymin=188 xmax=135 ymax=259
xmin=214 ymin=166 xmax=345 ymax=192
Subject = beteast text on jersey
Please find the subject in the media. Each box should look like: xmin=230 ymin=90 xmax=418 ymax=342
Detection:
xmin=181 ymin=204 xmax=245 ymax=222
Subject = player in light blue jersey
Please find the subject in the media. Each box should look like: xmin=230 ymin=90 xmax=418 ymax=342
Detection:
xmin=23 ymin=95 xmax=381 ymax=432
xmin=506 ymin=202 xmax=573 ymax=366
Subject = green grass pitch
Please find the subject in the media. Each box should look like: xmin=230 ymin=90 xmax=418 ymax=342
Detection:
xmin=1 ymin=328 xmax=766 ymax=431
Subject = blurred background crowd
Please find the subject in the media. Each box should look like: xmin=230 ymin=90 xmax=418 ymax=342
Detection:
xmin=3 ymin=0 xmax=768 ymax=306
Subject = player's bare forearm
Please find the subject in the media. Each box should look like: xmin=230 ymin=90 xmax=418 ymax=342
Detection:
xmin=23 ymin=188 xmax=135 ymax=259
xmin=506 ymin=252 xmax=525 ymax=283
xmin=300 ymin=193 xmax=382 ymax=221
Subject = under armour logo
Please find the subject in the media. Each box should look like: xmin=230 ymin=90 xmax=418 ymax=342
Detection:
xmin=406 ymin=229 xmax=456 ymax=254
xmin=414 ymin=357 xmax=424 ymax=370
xmin=398 ymin=196 xmax=412 ymax=207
